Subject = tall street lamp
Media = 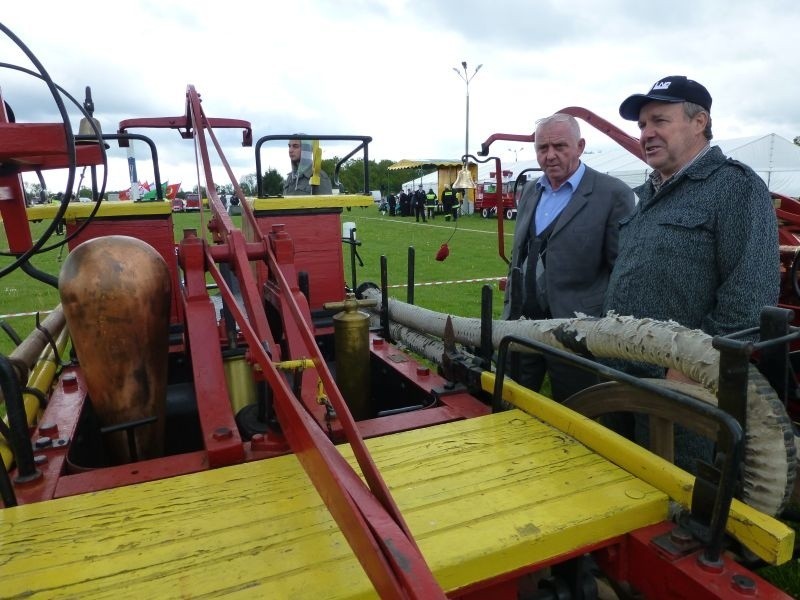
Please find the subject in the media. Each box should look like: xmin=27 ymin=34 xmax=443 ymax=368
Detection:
xmin=452 ymin=61 xmax=482 ymax=211
xmin=507 ymin=146 xmax=524 ymax=162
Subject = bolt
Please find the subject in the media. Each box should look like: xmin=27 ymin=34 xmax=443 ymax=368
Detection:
xmin=731 ymin=574 xmax=756 ymax=595
xmin=34 ymin=436 xmax=52 ymax=449
xmin=669 ymin=527 xmax=693 ymax=546
xmin=213 ymin=427 xmax=233 ymax=441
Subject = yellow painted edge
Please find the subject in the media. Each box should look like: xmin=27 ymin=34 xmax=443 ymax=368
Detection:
xmin=482 ymin=371 xmax=795 ymax=565
xmin=250 ymin=194 xmax=373 ymax=211
xmin=26 ymin=201 xmax=172 ymax=221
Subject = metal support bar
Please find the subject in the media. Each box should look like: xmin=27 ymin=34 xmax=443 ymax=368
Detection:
xmin=349 ymin=229 xmax=358 ymax=291
xmin=380 ymin=256 xmax=391 ymax=342
xmin=406 ymin=246 xmax=415 ymax=305
xmin=100 ymin=415 xmax=158 ymax=463
xmin=479 ymin=284 xmax=493 ymax=370
xmin=754 ymin=306 xmax=794 ymax=407
xmin=0 ymin=355 xmax=39 ymax=483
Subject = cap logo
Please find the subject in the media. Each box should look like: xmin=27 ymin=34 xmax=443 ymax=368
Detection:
xmin=652 ymin=81 xmax=672 ymax=90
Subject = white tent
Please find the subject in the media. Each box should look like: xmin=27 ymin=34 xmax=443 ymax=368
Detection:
xmin=467 ymin=133 xmax=800 ymax=197
xmin=714 ymin=134 xmax=800 ymax=197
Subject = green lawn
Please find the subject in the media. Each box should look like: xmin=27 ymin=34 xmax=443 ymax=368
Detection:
xmin=338 ymin=205 xmax=514 ymax=317
xmin=0 ymin=207 xmax=512 ymax=355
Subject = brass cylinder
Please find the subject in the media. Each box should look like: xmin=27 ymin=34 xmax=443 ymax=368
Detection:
xmin=330 ymin=295 xmax=372 ymax=420
xmin=223 ymin=349 xmax=257 ymax=414
xmin=59 ymin=235 xmax=171 ymax=463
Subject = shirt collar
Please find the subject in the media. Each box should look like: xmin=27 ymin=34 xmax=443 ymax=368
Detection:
xmin=537 ymin=161 xmax=586 ymax=193
xmin=649 ymin=143 xmax=712 ymax=192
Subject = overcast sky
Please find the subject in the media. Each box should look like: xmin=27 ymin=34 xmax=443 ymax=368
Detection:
xmin=2 ymin=0 xmax=799 ymax=192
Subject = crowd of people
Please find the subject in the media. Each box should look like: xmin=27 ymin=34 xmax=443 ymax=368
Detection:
xmin=381 ymin=185 xmax=461 ymax=222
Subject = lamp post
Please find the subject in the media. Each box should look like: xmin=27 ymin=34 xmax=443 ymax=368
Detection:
xmin=452 ymin=61 xmax=482 ymax=214
xmin=507 ymin=146 xmax=524 ymax=162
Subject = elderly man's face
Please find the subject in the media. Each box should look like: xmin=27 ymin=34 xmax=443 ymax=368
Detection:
xmin=535 ymin=120 xmax=585 ymax=190
xmin=288 ymin=140 xmax=302 ymax=164
xmin=637 ymin=102 xmax=708 ymax=178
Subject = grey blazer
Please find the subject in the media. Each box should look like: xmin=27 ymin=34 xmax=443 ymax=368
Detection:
xmin=502 ymin=165 xmax=635 ymax=320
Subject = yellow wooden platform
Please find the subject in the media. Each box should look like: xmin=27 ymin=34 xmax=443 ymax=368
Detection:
xmin=26 ymin=201 xmax=173 ymax=221
xmin=250 ymin=194 xmax=374 ymax=211
xmin=0 ymin=410 xmax=668 ymax=599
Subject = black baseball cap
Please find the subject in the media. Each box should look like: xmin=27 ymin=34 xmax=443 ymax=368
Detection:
xmin=619 ymin=76 xmax=712 ymax=121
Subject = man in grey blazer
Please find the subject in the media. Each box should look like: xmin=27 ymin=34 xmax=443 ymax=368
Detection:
xmin=502 ymin=113 xmax=635 ymax=401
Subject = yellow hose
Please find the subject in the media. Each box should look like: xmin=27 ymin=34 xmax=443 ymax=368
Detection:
xmin=0 ymin=327 xmax=69 ymax=470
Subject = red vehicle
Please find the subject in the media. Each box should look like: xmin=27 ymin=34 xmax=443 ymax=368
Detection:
xmin=184 ymin=192 xmax=201 ymax=211
xmin=170 ymin=197 xmax=184 ymax=212
xmin=475 ymin=168 xmax=539 ymax=220
xmin=475 ymin=169 xmax=516 ymax=219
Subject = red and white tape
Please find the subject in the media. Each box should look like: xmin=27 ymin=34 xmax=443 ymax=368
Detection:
xmin=387 ymin=277 xmax=503 ymax=289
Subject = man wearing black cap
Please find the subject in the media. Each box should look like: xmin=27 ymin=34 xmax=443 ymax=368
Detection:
xmin=603 ymin=76 xmax=779 ymax=470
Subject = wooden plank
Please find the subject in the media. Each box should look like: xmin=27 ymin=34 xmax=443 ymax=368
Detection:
xmin=0 ymin=410 xmax=667 ymax=598
xmin=26 ymin=201 xmax=172 ymax=221
xmin=486 ymin=371 xmax=796 ymax=565
xmin=251 ymin=195 xmax=373 ymax=210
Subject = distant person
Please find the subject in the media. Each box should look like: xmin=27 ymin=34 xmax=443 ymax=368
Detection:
xmin=425 ymin=187 xmax=438 ymax=219
xmin=604 ymin=75 xmax=779 ymax=472
xmin=441 ymin=185 xmax=458 ymax=221
xmin=283 ymin=136 xmax=333 ymax=196
xmin=413 ymin=185 xmax=427 ymax=223
xmin=387 ymin=192 xmax=397 ymax=216
xmin=398 ymin=188 xmax=410 ymax=216
xmin=502 ymin=113 xmax=635 ymax=401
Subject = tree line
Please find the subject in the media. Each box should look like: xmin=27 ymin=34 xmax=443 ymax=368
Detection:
xmin=22 ymin=157 xmax=436 ymax=203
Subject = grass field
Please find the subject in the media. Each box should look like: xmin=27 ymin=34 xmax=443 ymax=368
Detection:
xmin=0 ymin=206 xmax=513 ymax=355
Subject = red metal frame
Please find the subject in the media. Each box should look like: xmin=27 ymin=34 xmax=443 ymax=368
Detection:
xmin=160 ymin=86 xmax=444 ymax=596
xmin=597 ymin=521 xmax=791 ymax=599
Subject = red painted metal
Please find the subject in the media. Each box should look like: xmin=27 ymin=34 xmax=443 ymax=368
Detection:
xmin=54 ymin=451 xmax=208 ymax=498
xmin=596 ymin=522 xmax=792 ymax=599
xmin=12 ymin=368 xmax=86 ymax=505
xmin=253 ymin=211 xmax=346 ymax=311
xmin=477 ymin=106 xmax=642 ymax=160
xmin=179 ymin=232 xmax=245 ymax=468
xmin=0 ymin=173 xmax=33 ymax=254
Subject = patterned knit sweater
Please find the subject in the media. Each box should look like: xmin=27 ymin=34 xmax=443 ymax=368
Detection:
xmin=603 ymin=145 xmax=779 ymax=337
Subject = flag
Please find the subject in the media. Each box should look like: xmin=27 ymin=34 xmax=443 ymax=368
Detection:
xmin=165 ymin=183 xmax=181 ymax=200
